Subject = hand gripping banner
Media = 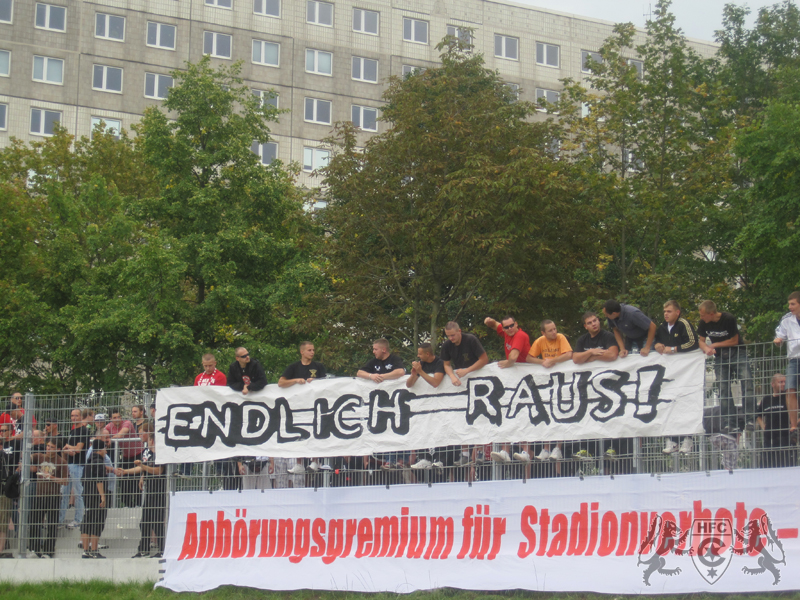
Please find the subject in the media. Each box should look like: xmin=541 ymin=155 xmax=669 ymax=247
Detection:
xmin=154 ymin=352 xmax=705 ymax=463
xmin=159 ymin=468 xmax=800 ymax=593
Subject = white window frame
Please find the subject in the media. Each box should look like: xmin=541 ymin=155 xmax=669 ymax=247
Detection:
xmin=535 ymin=88 xmax=560 ymax=110
xmin=0 ymin=103 xmax=7 ymax=130
xmin=32 ymin=55 xmax=63 ymax=85
xmin=205 ymin=0 xmax=232 ymax=8
xmin=144 ymin=72 xmax=173 ymax=100
xmin=305 ymin=48 xmax=332 ymax=76
xmin=252 ymin=140 xmax=278 ymax=165
xmin=505 ymin=82 xmax=519 ymax=100
xmin=147 ymin=22 xmax=176 ymax=50
xmin=403 ymin=17 xmax=428 ymax=44
xmin=95 ymin=13 xmax=125 ymax=42
xmin=304 ymin=97 xmax=331 ymax=125
xmin=353 ymin=7 xmax=378 ymax=35
xmin=536 ymin=42 xmax=560 ymax=68
xmin=307 ymin=0 xmax=333 ymax=26
xmin=254 ymin=0 xmax=280 ymax=18
xmin=252 ymin=39 xmax=280 ymax=67
xmin=623 ymin=148 xmax=644 ymax=171
xmin=351 ymin=105 xmax=377 ymax=132
xmin=351 ymin=56 xmax=378 ymax=83
xmin=581 ymin=50 xmax=601 ymax=73
xmin=0 ymin=49 xmax=9 ymax=77
xmin=303 ymin=146 xmax=330 ymax=172
xmin=446 ymin=25 xmax=472 ymax=45
xmin=30 ymin=107 xmax=61 ymax=136
xmin=494 ymin=34 xmax=518 ymax=60
xmin=204 ymin=31 xmax=232 ymax=59
xmin=91 ymin=116 xmax=121 ymax=138
xmin=0 ymin=0 xmax=11 ymax=25
xmin=252 ymin=89 xmax=278 ymax=108
xmin=402 ymin=64 xmax=425 ymax=77
xmin=35 ymin=3 xmax=65 ymax=32
xmin=92 ymin=64 xmax=123 ymax=94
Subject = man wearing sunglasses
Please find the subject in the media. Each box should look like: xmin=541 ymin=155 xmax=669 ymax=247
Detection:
xmin=228 ymin=347 xmax=267 ymax=396
xmin=484 ymin=315 xmax=531 ymax=368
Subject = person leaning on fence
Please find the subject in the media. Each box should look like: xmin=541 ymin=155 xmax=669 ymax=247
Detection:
xmin=60 ymin=408 xmax=88 ymax=529
xmin=697 ymin=300 xmax=755 ymax=435
xmin=80 ymin=439 xmax=108 ymax=559
xmin=105 ymin=410 xmax=144 ymax=508
xmin=408 ymin=343 xmax=447 ymax=471
xmin=774 ymin=291 xmax=800 ymax=439
xmin=195 ymin=353 xmax=228 ymax=387
xmin=655 ymin=299 xmax=700 ymax=455
xmin=758 ymin=373 xmax=795 ymax=468
xmin=30 ymin=439 xmax=68 ymax=558
xmin=228 ymin=347 xmax=267 ymax=396
xmin=602 ymin=299 xmax=657 ymax=357
xmin=119 ymin=422 xmax=166 ymax=559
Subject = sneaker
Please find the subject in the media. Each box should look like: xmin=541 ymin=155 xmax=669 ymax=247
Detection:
xmin=81 ymin=551 xmax=93 ymax=559
xmin=411 ymin=459 xmax=432 ymax=469
xmin=550 ymin=446 xmax=563 ymax=460
xmin=150 ymin=552 xmax=164 ymax=559
xmin=490 ymin=450 xmax=511 ymax=463
xmin=605 ymin=448 xmax=617 ymax=459
xmin=513 ymin=451 xmax=531 ymax=462
xmin=535 ymin=449 xmax=551 ymax=461
xmin=575 ymin=449 xmax=593 ymax=461
xmin=307 ymin=461 xmax=320 ymax=472
xmin=432 ymin=461 xmax=444 ymax=469
xmin=679 ymin=438 xmax=693 ymax=454
xmin=287 ymin=464 xmax=306 ymax=475
xmin=320 ymin=464 xmax=333 ymax=471
xmin=453 ymin=456 xmax=472 ymax=467
xmin=91 ymin=552 xmax=106 ymax=559
xmin=662 ymin=440 xmax=678 ymax=454
xmin=66 ymin=520 xmax=79 ymax=529
xmin=132 ymin=551 xmax=149 ymax=558
xmin=40 ymin=553 xmax=53 ymax=559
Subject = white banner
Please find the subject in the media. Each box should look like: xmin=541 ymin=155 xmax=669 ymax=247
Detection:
xmin=159 ymin=468 xmax=800 ymax=593
xmin=155 ymin=352 xmax=705 ymax=463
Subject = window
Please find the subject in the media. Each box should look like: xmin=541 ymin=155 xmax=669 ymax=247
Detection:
xmin=403 ymin=17 xmax=428 ymax=44
xmin=0 ymin=49 xmax=8 ymax=76
xmin=147 ymin=22 xmax=176 ymax=50
xmin=535 ymin=88 xmax=560 ymax=108
xmin=351 ymin=56 xmax=377 ymax=83
xmin=581 ymin=50 xmax=601 ymax=73
xmin=95 ymin=13 xmax=124 ymax=41
xmin=253 ymin=89 xmax=278 ymax=108
xmin=402 ymin=64 xmax=425 ymax=77
xmin=251 ymin=141 xmax=278 ymax=165
xmin=306 ymin=49 xmax=332 ymax=75
xmin=252 ymin=40 xmax=279 ymax=67
xmin=32 ymin=56 xmax=63 ymax=84
xmin=505 ymin=83 xmax=519 ymax=100
xmin=91 ymin=117 xmax=121 ymax=138
xmin=351 ymin=105 xmax=377 ymax=132
xmin=0 ymin=103 xmax=6 ymax=130
xmin=307 ymin=0 xmax=333 ymax=26
xmin=536 ymin=42 xmax=560 ymax=68
xmin=30 ymin=108 xmax=61 ymax=136
xmin=446 ymin=25 xmax=472 ymax=45
xmin=494 ymin=34 xmax=518 ymax=60
xmin=93 ymin=65 xmax=123 ymax=93
xmin=623 ymin=148 xmax=644 ymax=171
xmin=0 ymin=0 xmax=10 ymax=24
xmin=304 ymin=98 xmax=331 ymax=124
xmin=204 ymin=31 xmax=232 ymax=59
xmin=353 ymin=8 xmax=378 ymax=35
xmin=145 ymin=72 xmax=172 ymax=99
xmin=206 ymin=0 xmax=232 ymax=7
xmin=35 ymin=3 xmax=65 ymax=32
xmin=254 ymin=0 xmax=279 ymax=17
xmin=627 ymin=58 xmax=643 ymax=79
xmin=303 ymin=147 xmax=330 ymax=172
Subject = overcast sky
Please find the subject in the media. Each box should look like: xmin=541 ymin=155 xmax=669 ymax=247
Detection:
xmin=512 ymin=0 xmax=773 ymax=42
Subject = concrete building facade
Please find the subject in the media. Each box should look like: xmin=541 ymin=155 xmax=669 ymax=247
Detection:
xmin=0 ymin=0 xmax=717 ymax=184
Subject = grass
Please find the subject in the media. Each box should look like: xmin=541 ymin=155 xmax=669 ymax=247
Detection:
xmin=2 ymin=584 xmax=800 ymax=600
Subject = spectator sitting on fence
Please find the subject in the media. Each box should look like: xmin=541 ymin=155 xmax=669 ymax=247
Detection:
xmin=80 ymin=439 xmax=108 ymax=558
xmin=60 ymin=408 xmax=88 ymax=529
xmin=774 ymin=291 xmax=800 ymax=438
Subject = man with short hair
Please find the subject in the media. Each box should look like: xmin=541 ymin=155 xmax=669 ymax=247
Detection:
xmin=484 ymin=315 xmax=531 ymax=368
xmin=573 ymin=312 xmax=620 ymax=364
xmin=656 ymin=300 xmax=699 ymax=455
xmin=194 ymin=353 xmax=228 ymax=387
xmin=60 ymin=408 xmax=88 ymax=528
xmin=80 ymin=439 xmax=108 ymax=558
xmin=758 ymin=373 xmax=794 ymax=468
xmin=698 ymin=300 xmax=755 ymax=434
xmin=603 ymin=299 xmax=657 ymax=357
xmin=0 ymin=424 xmax=14 ymax=558
xmin=0 ymin=392 xmax=22 ymax=427
xmin=228 ymin=347 xmax=267 ymax=395
xmin=131 ymin=405 xmax=146 ymax=434
xmin=105 ymin=410 xmax=144 ymax=507
xmin=30 ymin=440 xmax=68 ymax=557
xmin=407 ymin=343 xmax=447 ymax=471
xmin=774 ymin=291 xmax=800 ymax=436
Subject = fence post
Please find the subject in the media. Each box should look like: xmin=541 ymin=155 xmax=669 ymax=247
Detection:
xmin=17 ymin=392 xmax=35 ymax=557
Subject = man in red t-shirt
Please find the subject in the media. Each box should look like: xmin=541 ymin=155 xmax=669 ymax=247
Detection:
xmin=484 ymin=315 xmax=531 ymax=368
xmin=194 ymin=353 xmax=228 ymax=387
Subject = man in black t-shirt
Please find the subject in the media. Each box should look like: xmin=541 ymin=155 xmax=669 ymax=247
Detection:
xmin=758 ymin=373 xmax=795 ymax=468
xmin=60 ymin=408 xmax=88 ymax=528
xmin=697 ymin=300 xmax=755 ymax=434
xmin=440 ymin=321 xmax=489 ymax=387
xmin=573 ymin=312 xmax=620 ymax=364
xmin=357 ymin=338 xmax=406 ymax=382
xmin=406 ymin=343 xmax=445 ymax=388
xmin=80 ymin=440 xmax=108 ymax=558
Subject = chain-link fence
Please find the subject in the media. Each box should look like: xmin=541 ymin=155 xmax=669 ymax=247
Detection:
xmin=0 ymin=342 xmax=795 ymax=559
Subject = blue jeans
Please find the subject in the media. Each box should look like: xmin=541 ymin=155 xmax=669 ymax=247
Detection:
xmin=59 ymin=464 xmax=85 ymax=524
xmin=715 ymin=346 xmax=755 ymax=430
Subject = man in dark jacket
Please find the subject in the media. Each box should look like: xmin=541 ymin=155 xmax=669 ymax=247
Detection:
xmin=228 ymin=347 xmax=267 ymax=395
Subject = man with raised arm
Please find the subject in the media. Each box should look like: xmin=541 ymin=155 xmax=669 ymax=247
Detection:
xmin=602 ymin=299 xmax=657 ymax=357
xmin=484 ymin=315 xmax=531 ymax=368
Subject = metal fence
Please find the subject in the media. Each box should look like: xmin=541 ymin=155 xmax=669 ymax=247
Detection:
xmin=0 ymin=342 xmax=795 ymax=559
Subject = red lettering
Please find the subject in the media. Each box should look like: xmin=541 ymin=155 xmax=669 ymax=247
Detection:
xmin=518 ymin=505 xmax=537 ymax=558
xmin=178 ymin=513 xmax=198 ymax=560
xmin=567 ymin=503 xmax=588 ymax=556
xmin=277 ymin=519 xmax=294 ymax=557
xmin=342 ymin=519 xmax=357 ymax=559
xmin=426 ymin=517 xmax=454 ymax=560
xmin=259 ymin=519 xmax=277 ymax=557
xmin=397 ymin=507 xmax=409 ymax=558
xmin=487 ymin=517 xmax=505 ymax=560
xmin=587 ymin=503 xmax=599 ymax=556
xmin=734 ymin=502 xmax=748 ymax=553
xmin=408 ymin=516 xmax=427 ymax=559
xmin=598 ymin=512 xmax=618 ymax=556
xmin=310 ymin=518 xmax=326 ymax=558
xmin=212 ymin=511 xmax=232 ymax=559
xmin=322 ymin=519 xmax=343 ymax=564
xmin=457 ymin=507 xmax=474 ymax=559
xmin=355 ymin=518 xmax=373 ymax=558
xmin=536 ymin=509 xmax=550 ymax=556
xmin=617 ymin=511 xmax=638 ymax=556
xmin=546 ymin=513 xmax=568 ymax=557
xmin=198 ymin=519 xmax=215 ymax=559
xmin=372 ymin=516 xmax=399 ymax=558
xmin=231 ymin=518 xmax=248 ymax=558
xmin=290 ymin=519 xmax=310 ymax=563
